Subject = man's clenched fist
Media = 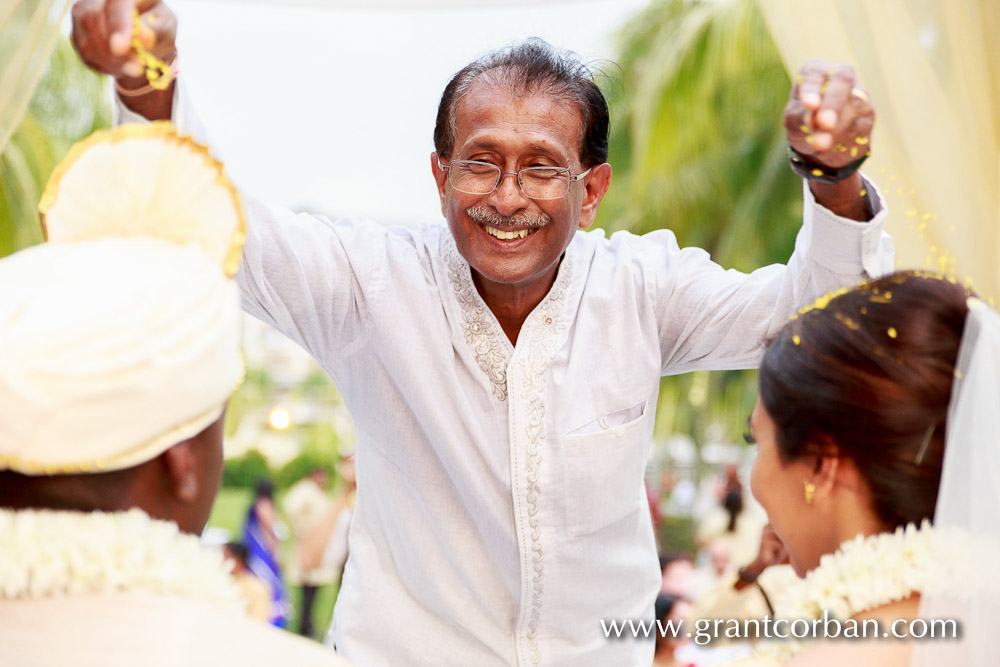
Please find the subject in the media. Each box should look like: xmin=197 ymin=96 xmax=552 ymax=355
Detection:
xmin=784 ymin=59 xmax=876 ymax=170
xmin=71 ymin=0 xmax=176 ymax=84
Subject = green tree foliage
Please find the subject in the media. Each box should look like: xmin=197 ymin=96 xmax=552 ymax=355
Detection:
xmin=224 ymin=369 xmax=346 ymax=488
xmin=276 ymin=420 xmax=343 ymax=488
xmin=595 ymin=0 xmax=798 ymax=446
xmin=276 ymin=448 xmax=332 ymax=489
xmin=222 ymin=449 xmax=272 ymax=489
xmin=224 ymin=368 xmax=275 ymax=439
xmin=0 ymin=37 xmax=111 ymax=258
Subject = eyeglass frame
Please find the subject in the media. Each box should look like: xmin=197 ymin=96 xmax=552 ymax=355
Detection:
xmin=437 ymin=158 xmax=592 ymax=200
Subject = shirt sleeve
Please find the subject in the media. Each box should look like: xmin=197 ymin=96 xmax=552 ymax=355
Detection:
xmin=235 ymin=198 xmax=388 ymax=365
xmin=652 ymin=179 xmax=894 ymax=374
xmin=114 ymin=82 xmax=387 ymax=366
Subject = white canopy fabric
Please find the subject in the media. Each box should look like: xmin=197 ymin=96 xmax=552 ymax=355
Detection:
xmin=173 ymin=0 xmax=609 ymax=7
xmin=758 ymin=0 xmax=1000 ymax=302
xmin=0 ymin=0 xmax=611 ymax=157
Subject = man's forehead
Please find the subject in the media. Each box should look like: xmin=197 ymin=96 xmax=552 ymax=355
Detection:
xmin=459 ymin=134 xmax=571 ymax=160
xmin=452 ymin=77 xmax=583 ymax=159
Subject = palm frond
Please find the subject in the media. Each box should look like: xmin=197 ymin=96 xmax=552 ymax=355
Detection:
xmin=599 ymin=0 xmax=799 ymax=446
xmin=0 ymin=36 xmax=110 ymax=259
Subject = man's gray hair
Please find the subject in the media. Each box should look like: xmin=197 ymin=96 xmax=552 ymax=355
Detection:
xmin=433 ymin=38 xmax=611 ymax=168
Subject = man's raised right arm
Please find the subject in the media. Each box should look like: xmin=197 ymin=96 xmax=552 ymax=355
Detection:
xmin=71 ymin=0 xmax=390 ymax=369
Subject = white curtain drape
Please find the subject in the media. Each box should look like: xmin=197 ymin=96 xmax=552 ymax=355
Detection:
xmin=0 ymin=0 xmax=604 ymax=157
xmin=0 ymin=0 xmax=72 ymax=155
xmin=757 ymin=0 xmax=999 ymax=301
xmin=181 ymin=0 xmax=606 ymax=7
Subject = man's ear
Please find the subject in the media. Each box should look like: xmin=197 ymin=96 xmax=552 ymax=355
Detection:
xmin=152 ymin=416 xmax=224 ymax=535
xmin=431 ymin=152 xmax=448 ymax=216
xmin=578 ymin=162 xmax=612 ymax=229
xmin=162 ymin=442 xmax=200 ymax=503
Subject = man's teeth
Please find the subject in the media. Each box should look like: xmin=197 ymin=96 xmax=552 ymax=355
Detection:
xmin=485 ymin=226 xmax=531 ymax=240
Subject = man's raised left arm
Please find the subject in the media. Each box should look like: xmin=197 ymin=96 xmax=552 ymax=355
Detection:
xmin=651 ymin=59 xmax=893 ymax=374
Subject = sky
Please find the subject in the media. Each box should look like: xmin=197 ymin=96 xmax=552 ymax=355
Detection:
xmin=168 ymin=0 xmax=651 ymax=224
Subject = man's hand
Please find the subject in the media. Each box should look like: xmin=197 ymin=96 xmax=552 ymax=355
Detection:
xmin=755 ymin=524 xmax=789 ymax=568
xmin=785 ymin=59 xmax=874 ymax=167
xmin=733 ymin=524 xmax=790 ymax=591
xmin=71 ymin=0 xmax=176 ymax=120
xmin=784 ymin=59 xmax=876 ymax=221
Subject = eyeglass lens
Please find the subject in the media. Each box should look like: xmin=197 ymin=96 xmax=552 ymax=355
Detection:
xmin=449 ymin=161 xmax=569 ymax=200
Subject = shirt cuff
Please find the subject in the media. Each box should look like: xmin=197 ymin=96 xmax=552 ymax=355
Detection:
xmin=798 ymin=174 xmax=893 ymax=277
xmin=112 ymin=89 xmax=165 ymax=126
xmin=112 ymin=77 xmax=210 ymax=148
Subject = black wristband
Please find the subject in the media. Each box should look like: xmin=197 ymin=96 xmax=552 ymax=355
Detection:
xmin=788 ymin=146 xmax=869 ymax=184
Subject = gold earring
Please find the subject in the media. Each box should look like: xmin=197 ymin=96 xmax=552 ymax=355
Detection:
xmin=804 ymin=480 xmax=816 ymax=505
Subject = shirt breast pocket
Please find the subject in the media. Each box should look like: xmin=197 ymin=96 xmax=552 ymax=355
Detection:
xmin=561 ymin=400 xmax=651 ymax=539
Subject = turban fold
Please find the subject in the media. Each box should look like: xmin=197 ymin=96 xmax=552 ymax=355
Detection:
xmin=0 ymin=123 xmax=245 ymax=475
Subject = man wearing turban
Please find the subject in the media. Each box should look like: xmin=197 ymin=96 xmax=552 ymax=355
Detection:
xmin=0 ymin=125 xmax=349 ymax=667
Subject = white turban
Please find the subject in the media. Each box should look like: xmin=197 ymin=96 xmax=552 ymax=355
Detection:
xmin=0 ymin=123 xmax=245 ymax=475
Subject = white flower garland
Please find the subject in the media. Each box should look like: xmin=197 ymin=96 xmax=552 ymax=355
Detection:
xmin=751 ymin=520 xmax=934 ymax=664
xmin=0 ymin=508 xmax=245 ymax=615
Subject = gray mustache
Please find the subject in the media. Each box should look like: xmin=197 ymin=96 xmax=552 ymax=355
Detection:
xmin=466 ymin=205 xmax=551 ymax=230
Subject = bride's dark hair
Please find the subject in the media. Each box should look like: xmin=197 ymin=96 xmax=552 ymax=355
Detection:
xmin=759 ymin=272 xmax=972 ymax=530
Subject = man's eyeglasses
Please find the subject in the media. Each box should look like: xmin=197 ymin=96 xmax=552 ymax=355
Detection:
xmin=437 ymin=159 xmax=591 ymax=200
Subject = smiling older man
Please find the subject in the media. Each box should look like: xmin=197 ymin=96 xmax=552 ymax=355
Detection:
xmin=71 ymin=2 xmax=892 ymax=665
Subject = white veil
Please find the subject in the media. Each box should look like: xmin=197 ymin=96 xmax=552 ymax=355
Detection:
xmin=912 ymin=298 xmax=1000 ymax=666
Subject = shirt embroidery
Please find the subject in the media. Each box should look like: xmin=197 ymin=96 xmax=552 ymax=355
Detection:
xmin=517 ymin=253 xmax=573 ymax=665
xmin=443 ymin=236 xmax=511 ymax=401
xmin=441 ymin=231 xmax=575 ymax=664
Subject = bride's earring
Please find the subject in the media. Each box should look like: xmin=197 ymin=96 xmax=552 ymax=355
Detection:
xmin=804 ymin=480 xmax=816 ymax=505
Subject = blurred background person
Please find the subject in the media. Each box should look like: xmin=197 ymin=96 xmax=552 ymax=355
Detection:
xmin=688 ymin=524 xmax=796 ymax=657
xmin=659 ymin=552 xmax=696 ymax=600
xmin=300 ymin=452 xmax=357 ymax=592
xmin=284 ymin=467 xmax=336 ymax=638
xmin=244 ymin=478 xmax=290 ymax=627
xmin=652 ymin=593 xmax=695 ymax=667
xmin=696 ymin=464 xmax=766 ymax=575
xmin=223 ymin=542 xmax=274 ymax=623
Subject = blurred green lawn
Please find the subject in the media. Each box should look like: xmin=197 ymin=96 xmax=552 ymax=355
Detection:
xmin=208 ymin=487 xmax=340 ymax=642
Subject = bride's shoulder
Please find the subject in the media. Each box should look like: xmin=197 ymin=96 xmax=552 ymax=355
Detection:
xmin=784 ymin=597 xmax=920 ymax=667
xmin=785 ymin=639 xmax=911 ymax=667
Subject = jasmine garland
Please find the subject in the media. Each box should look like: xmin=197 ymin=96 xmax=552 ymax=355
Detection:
xmin=0 ymin=508 xmax=245 ymax=614
xmin=747 ymin=520 xmax=934 ymax=663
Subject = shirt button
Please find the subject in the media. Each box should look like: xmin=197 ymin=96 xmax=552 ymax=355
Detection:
xmin=598 ymin=416 xmax=608 ymax=429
